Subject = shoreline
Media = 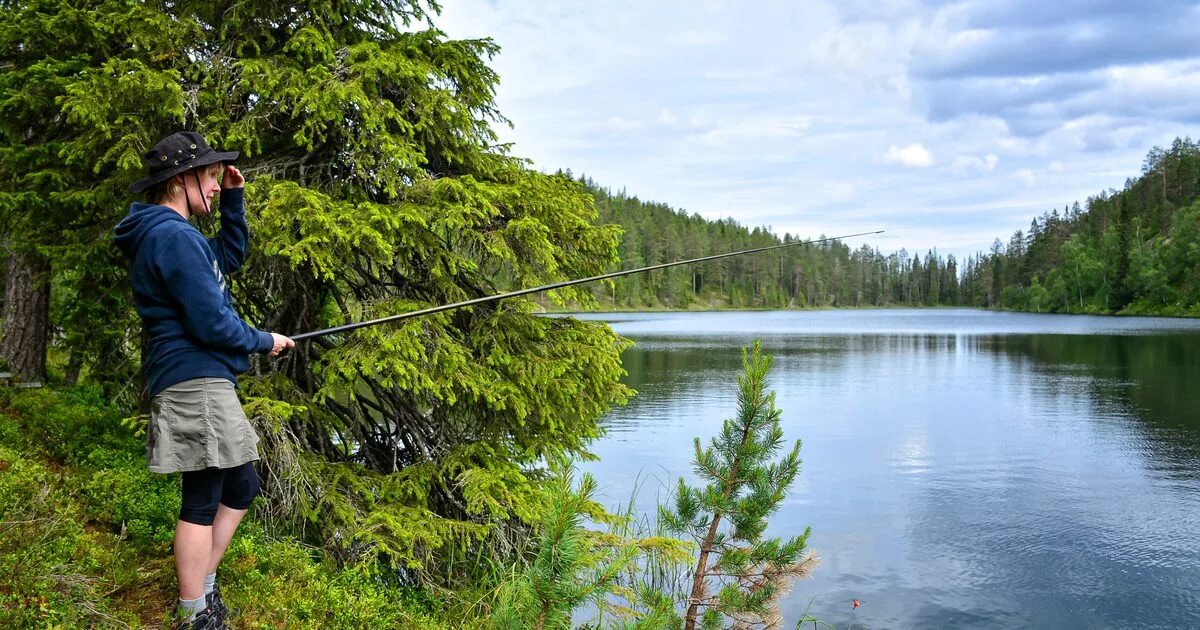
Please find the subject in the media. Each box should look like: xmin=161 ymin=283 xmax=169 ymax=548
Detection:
xmin=539 ymin=304 xmax=1200 ymax=319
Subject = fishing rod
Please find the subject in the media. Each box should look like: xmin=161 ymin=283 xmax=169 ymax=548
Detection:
xmin=290 ymin=229 xmax=885 ymax=342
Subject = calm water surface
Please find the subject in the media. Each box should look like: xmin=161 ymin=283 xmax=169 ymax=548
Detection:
xmin=570 ymin=309 xmax=1200 ymax=629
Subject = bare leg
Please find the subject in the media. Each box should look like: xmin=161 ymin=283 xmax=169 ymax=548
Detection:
xmin=207 ymin=503 xmax=248 ymax=575
xmin=175 ymin=521 xmax=213 ymax=600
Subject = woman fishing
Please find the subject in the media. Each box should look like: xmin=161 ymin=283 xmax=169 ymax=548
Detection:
xmin=113 ymin=131 xmax=294 ymax=629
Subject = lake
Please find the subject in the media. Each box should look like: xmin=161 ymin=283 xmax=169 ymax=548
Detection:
xmin=570 ymin=309 xmax=1200 ymax=629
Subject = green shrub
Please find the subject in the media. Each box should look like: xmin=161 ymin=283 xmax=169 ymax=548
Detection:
xmin=78 ymin=446 xmax=180 ymax=546
xmin=0 ymin=388 xmax=464 ymax=629
xmin=0 ymin=446 xmax=139 ymax=628
xmin=219 ymin=525 xmax=451 ymax=629
xmin=0 ymin=407 xmax=19 ymax=448
xmin=488 ymin=461 xmax=690 ymax=629
xmin=0 ymin=388 xmax=178 ymax=546
xmin=0 ymin=386 xmax=135 ymax=465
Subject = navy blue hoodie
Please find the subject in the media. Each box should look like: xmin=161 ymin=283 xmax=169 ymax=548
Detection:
xmin=113 ymin=188 xmax=274 ymax=397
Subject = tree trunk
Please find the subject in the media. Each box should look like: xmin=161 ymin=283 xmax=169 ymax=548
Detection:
xmin=64 ymin=351 xmax=83 ymax=385
xmin=683 ymin=418 xmax=754 ymax=630
xmin=2 ymin=247 xmax=51 ymax=382
xmin=684 ymin=511 xmax=723 ymax=630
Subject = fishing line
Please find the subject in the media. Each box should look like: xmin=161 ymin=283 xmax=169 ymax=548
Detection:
xmin=290 ymin=229 xmax=885 ymax=342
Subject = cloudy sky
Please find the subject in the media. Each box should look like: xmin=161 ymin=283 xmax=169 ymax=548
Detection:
xmin=434 ymin=0 xmax=1200 ymax=260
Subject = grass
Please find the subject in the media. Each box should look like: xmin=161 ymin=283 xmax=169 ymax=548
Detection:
xmin=0 ymin=386 xmax=457 ymax=629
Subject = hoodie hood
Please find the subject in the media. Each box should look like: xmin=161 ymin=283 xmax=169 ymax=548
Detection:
xmin=113 ymin=203 xmax=188 ymax=260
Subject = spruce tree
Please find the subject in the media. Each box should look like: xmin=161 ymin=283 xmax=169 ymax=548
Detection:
xmin=3 ymin=0 xmax=631 ymax=575
xmin=0 ymin=1 xmax=190 ymax=382
xmin=660 ymin=341 xmax=816 ymax=630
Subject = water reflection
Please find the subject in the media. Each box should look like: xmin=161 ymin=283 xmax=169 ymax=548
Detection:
xmin=998 ymin=334 xmax=1200 ymax=463
xmin=580 ymin=311 xmax=1200 ymax=628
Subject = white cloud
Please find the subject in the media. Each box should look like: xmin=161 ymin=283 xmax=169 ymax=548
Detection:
xmin=1107 ymin=62 xmax=1200 ymax=100
xmin=883 ymin=143 xmax=935 ymax=168
xmin=951 ymin=153 xmax=999 ymax=174
xmin=829 ymin=183 xmax=856 ymax=202
xmin=606 ymin=116 xmax=639 ymax=131
xmin=695 ymin=116 xmax=812 ymax=148
xmin=671 ymin=30 xmax=726 ymax=45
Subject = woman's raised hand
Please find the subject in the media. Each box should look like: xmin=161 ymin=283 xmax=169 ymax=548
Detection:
xmin=222 ymin=164 xmax=245 ymax=190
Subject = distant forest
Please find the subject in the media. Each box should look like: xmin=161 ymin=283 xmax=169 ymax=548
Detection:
xmin=560 ymin=137 xmax=1200 ymax=316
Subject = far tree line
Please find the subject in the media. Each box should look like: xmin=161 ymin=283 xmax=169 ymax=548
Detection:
xmin=555 ymin=138 xmax=1200 ymax=317
xmin=963 ymin=138 xmax=1200 ymax=316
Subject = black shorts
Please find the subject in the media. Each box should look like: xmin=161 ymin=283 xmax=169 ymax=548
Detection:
xmin=178 ymin=462 xmax=260 ymax=525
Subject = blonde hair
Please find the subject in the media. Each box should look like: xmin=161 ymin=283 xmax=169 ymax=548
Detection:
xmin=147 ymin=163 xmax=224 ymax=204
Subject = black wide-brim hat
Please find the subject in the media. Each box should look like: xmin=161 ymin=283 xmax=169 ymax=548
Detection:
xmin=129 ymin=131 xmax=239 ymax=194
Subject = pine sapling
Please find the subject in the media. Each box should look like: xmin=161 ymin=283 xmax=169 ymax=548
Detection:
xmin=660 ymin=341 xmax=817 ymax=630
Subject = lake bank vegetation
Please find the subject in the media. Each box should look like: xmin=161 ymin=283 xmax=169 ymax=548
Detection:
xmin=961 ymin=139 xmax=1200 ymax=316
xmin=0 ymin=343 xmax=813 ymax=628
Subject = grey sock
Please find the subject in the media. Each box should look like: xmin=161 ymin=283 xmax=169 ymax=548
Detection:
xmin=204 ymin=572 xmax=217 ymax=596
xmin=179 ymin=595 xmax=206 ymax=621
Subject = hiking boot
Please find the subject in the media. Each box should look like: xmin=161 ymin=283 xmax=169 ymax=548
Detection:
xmin=169 ymin=601 xmax=227 ymax=630
xmin=206 ymin=584 xmax=239 ymax=624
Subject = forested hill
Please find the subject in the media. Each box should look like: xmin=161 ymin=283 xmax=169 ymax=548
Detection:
xmin=566 ymin=176 xmax=963 ymax=309
xmin=960 ymin=138 xmax=1200 ymax=316
xmin=558 ymin=138 xmax=1200 ymax=316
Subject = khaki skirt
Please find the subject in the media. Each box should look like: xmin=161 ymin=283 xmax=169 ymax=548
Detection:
xmin=147 ymin=377 xmax=261 ymax=474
